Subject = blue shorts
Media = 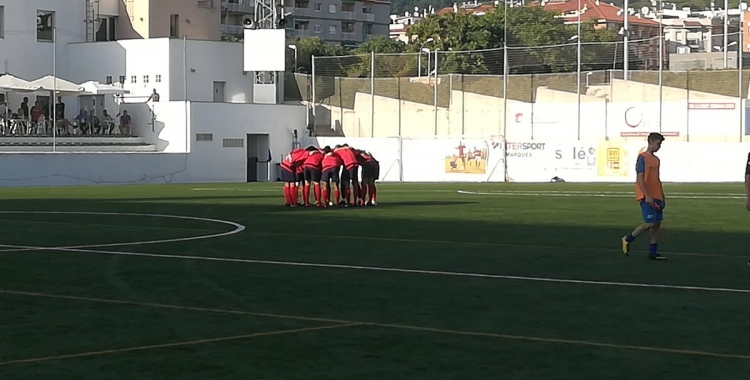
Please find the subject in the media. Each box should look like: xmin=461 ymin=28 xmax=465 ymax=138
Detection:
xmin=640 ymin=199 xmax=665 ymax=223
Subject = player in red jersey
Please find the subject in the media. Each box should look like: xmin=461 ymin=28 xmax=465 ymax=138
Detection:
xmin=302 ymin=146 xmax=325 ymax=207
xmin=321 ymin=146 xmax=342 ymax=206
xmin=280 ymin=147 xmax=312 ymax=207
xmin=357 ymin=150 xmax=379 ymax=206
xmin=334 ymin=144 xmax=360 ymax=206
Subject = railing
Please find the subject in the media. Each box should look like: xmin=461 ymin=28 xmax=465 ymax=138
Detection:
xmin=307 ymin=33 xmax=749 ymax=142
xmin=221 ymin=0 xmax=254 ymax=13
xmin=220 ymin=24 xmax=244 ymax=35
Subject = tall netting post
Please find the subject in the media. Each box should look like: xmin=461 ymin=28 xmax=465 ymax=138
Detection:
xmin=312 ymin=54 xmax=368 ymax=137
xmin=740 ymin=17 xmax=746 ymax=142
xmin=579 ymin=41 xmax=620 ymax=141
xmin=443 ymin=47 xmax=503 ymax=137
xmin=372 ymin=52 xmax=422 ymax=137
xmin=508 ymin=42 xmax=579 ymax=141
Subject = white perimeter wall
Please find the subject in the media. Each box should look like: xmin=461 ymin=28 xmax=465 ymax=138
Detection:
xmin=315 ymin=137 xmax=750 ymax=183
xmin=0 ymin=102 xmax=306 ymax=187
xmin=188 ymin=102 xmax=307 ymax=182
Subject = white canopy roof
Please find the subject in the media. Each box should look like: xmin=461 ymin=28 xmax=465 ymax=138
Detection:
xmin=30 ymin=75 xmax=84 ymax=95
xmin=79 ymin=81 xmax=130 ymax=95
xmin=0 ymin=74 xmax=41 ymax=92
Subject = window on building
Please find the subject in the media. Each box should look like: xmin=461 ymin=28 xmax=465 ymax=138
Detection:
xmin=314 ymin=3 xmax=321 ymax=11
xmin=0 ymin=6 xmax=5 ymax=38
xmin=341 ymin=2 xmax=355 ymax=12
xmin=329 ymin=25 xmax=336 ymax=34
xmin=37 ymin=10 xmax=55 ymax=41
xmin=364 ymin=23 xmax=373 ymax=35
xmin=170 ymin=14 xmax=179 ymax=38
xmin=329 ymin=4 xmax=336 ymax=13
xmin=95 ymin=17 xmax=117 ymax=41
xmin=156 ymin=75 xmax=162 ymax=83
xmin=105 ymin=76 xmax=113 ymax=85
xmin=314 ymin=24 xmax=321 ymax=33
xmin=143 ymin=75 xmax=150 ymax=84
xmin=119 ymin=75 xmax=126 ymax=84
xmin=131 ymin=75 xmax=137 ymax=83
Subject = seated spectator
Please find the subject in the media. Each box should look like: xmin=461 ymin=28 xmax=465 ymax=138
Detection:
xmin=74 ymin=109 xmax=88 ymax=135
xmin=102 ymin=110 xmax=115 ymax=134
xmin=119 ymin=110 xmax=131 ymax=136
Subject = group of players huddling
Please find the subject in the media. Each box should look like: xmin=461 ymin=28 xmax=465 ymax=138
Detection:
xmin=280 ymin=144 xmax=379 ymax=207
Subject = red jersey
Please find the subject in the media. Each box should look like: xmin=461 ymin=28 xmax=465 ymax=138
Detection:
xmin=322 ymin=152 xmax=343 ymax=171
xmin=335 ymin=147 xmax=358 ymax=169
xmin=280 ymin=148 xmax=308 ymax=171
xmin=303 ymin=150 xmax=324 ymax=169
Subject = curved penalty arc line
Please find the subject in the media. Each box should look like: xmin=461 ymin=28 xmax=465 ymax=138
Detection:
xmin=0 ymin=211 xmax=245 ymax=250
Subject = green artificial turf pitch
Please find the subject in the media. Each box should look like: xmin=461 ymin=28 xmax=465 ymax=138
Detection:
xmin=1 ymin=182 xmax=750 ymax=379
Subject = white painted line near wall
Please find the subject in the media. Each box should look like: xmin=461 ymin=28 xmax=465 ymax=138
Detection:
xmin=457 ymin=190 xmax=747 ymax=199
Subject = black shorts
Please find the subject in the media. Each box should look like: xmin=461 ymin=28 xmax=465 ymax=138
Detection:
xmin=304 ymin=167 xmax=322 ymax=182
xmin=321 ymin=168 xmax=340 ymax=184
xmin=362 ymin=162 xmax=380 ymax=180
xmin=295 ymin=171 xmax=305 ymax=183
xmin=280 ymin=167 xmax=296 ymax=182
xmin=342 ymin=165 xmax=359 ymax=183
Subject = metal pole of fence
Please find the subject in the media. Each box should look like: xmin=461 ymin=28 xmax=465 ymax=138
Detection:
xmin=658 ymin=1 xmax=663 ymax=134
xmin=311 ymin=55 xmax=316 ymax=118
xmin=740 ymin=10 xmax=745 ymax=142
xmin=623 ymin=0 xmax=629 ymax=80
xmin=724 ymin=0 xmax=729 ymax=69
xmin=418 ymin=53 xmax=422 ymax=78
xmin=686 ymin=71 xmax=690 ymax=141
xmin=434 ymin=50 xmax=439 ymax=135
xmin=503 ymin=1 xmax=509 ymax=182
xmin=370 ymin=51 xmax=375 ymax=138
xmin=461 ymin=74 xmax=465 ymax=136
xmin=576 ymin=0 xmax=581 ymax=141
xmin=52 ymin=26 xmax=57 ymax=152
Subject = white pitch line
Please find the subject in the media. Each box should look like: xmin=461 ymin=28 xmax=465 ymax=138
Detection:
xmin=456 ymin=190 xmax=747 ymax=199
xmin=0 ymin=211 xmax=245 ymax=250
xmin=10 ymin=243 xmax=750 ymax=295
xmin=191 ymin=187 xmax=748 ymax=198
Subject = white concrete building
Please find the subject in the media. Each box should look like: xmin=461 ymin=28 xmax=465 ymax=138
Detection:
xmin=0 ymin=0 xmax=307 ymax=185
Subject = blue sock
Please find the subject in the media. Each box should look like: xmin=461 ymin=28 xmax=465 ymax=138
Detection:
xmin=649 ymin=243 xmax=658 ymax=255
xmin=625 ymin=234 xmax=635 ymax=243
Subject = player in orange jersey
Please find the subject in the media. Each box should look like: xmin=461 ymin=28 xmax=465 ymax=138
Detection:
xmin=622 ymin=133 xmax=666 ymax=260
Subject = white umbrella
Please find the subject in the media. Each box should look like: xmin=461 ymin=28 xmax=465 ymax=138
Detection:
xmin=79 ymin=81 xmax=130 ymax=95
xmin=30 ymin=75 xmax=84 ymax=95
xmin=0 ymin=74 xmax=41 ymax=91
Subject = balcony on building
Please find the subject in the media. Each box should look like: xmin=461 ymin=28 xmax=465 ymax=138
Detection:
xmin=362 ymin=5 xmax=375 ymax=22
xmin=341 ymin=1 xmax=356 ymax=20
xmin=221 ymin=0 xmax=255 ymax=13
xmin=221 ymin=24 xmax=245 ymax=35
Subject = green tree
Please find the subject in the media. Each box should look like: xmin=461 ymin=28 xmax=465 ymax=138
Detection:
xmin=286 ymin=37 xmax=350 ymax=74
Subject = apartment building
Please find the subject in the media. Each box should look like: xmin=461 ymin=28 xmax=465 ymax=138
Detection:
xmin=221 ymin=0 xmax=391 ymax=44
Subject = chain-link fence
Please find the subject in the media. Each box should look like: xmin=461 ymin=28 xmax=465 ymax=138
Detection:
xmin=304 ymin=33 xmax=747 ymax=142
